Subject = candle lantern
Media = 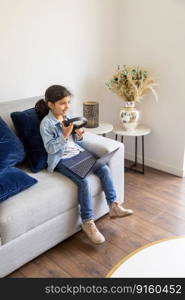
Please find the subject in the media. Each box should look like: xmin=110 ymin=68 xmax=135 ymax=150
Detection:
xmin=83 ymin=101 xmax=99 ymax=128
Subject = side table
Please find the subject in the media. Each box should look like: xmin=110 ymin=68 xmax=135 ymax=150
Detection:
xmin=113 ymin=125 xmax=151 ymax=174
xmin=84 ymin=122 xmax=113 ymax=137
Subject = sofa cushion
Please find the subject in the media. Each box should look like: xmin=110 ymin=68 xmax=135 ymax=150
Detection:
xmin=0 ymin=166 xmax=102 ymax=244
xmin=11 ymin=108 xmax=47 ymax=173
xmin=0 ymin=167 xmax=38 ymax=202
xmin=0 ymin=117 xmax=25 ymax=169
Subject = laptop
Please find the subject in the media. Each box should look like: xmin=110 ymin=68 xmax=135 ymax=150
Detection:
xmin=62 ymin=147 xmax=120 ymax=179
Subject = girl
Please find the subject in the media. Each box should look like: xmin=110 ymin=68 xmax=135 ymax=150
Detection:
xmin=36 ymin=85 xmax=133 ymax=245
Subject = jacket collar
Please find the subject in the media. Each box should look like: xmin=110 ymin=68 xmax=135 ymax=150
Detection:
xmin=48 ymin=110 xmax=68 ymax=126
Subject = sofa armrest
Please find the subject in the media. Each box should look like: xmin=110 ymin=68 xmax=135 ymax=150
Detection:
xmin=79 ymin=132 xmax=125 ymax=204
xmin=79 ymin=132 xmax=123 ymax=156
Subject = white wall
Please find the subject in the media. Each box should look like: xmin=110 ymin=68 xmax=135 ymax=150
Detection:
xmin=116 ymin=0 xmax=185 ymax=177
xmin=0 ymin=0 xmax=120 ymax=118
xmin=1 ymin=0 xmax=185 ymax=176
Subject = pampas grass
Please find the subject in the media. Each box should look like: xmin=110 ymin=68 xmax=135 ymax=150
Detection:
xmin=106 ymin=65 xmax=158 ymax=102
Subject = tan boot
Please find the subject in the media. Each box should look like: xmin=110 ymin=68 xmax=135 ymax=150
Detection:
xmin=82 ymin=220 xmax=105 ymax=244
xmin=109 ymin=202 xmax=133 ymax=218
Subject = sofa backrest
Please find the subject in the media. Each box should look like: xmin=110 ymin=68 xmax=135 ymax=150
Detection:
xmin=0 ymin=96 xmax=41 ymax=132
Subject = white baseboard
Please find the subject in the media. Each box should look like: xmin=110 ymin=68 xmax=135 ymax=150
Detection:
xmin=125 ymin=151 xmax=185 ymax=178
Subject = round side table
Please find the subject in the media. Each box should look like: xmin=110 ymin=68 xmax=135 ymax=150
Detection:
xmin=84 ymin=122 xmax=113 ymax=137
xmin=113 ymin=125 xmax=151 ymax=174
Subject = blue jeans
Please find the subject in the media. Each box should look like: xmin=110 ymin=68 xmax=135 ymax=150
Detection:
xmin=55 ymin=151 xmax=117 ymax=221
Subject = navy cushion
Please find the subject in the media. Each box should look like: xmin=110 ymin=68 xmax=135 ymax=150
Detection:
xmin=0 ymin=117 xmax=25 ymax=169
xmin=11 ymin=108 xmax=47 ymax=173
xmin=0 ymin=167 xmax=38 ymax=202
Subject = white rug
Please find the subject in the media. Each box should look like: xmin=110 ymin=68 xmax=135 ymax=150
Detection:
xmin=107 ymin=236 xmax=185 ymax=278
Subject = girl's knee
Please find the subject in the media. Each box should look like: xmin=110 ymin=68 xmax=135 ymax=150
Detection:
xmin=96 ymin=164 xmax=110 ymax=175
xmin=101 ymin=164 xmax=110 ymax=171
xmin=78 ymin=177 xmax=89 ymax=186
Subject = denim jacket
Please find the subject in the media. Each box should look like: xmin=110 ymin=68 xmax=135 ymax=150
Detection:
xmin=40 ymin=110 xmax=84 ymax=172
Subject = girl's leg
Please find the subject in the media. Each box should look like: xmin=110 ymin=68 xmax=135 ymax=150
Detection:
xmin=55 ymin=159 xmax=94 ymax=222
xmin=94 ymin=164 xmax=117 ymax=206
xmin=94 ymin=164 xmax=133 ymax=217
xmin=55 ymin=159 xmax=105 ymax=244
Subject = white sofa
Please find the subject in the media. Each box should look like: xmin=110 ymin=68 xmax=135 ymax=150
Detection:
xmin=0 ymin=97 xmax=124 ymax=277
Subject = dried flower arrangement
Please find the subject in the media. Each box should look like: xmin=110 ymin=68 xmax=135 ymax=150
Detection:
xmin=106 ymin=65 xmax=158 ymax=102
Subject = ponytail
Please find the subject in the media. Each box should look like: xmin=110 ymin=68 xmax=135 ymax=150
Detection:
xmin=35 ymin=99 xmax=49 ymax=120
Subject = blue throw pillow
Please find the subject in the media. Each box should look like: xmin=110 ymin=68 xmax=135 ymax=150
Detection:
xmin=0 ymin=117 xmax=25 ymax=169
xmin=11 ymin=108 xmax=47 ymax=173
xmin=0 ymin=167 xmax=38 ymax=202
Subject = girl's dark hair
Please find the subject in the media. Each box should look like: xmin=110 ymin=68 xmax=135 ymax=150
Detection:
xmin=35 ymin=84 xmax=72 ymax=120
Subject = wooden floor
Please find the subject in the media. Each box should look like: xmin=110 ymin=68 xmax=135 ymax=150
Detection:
xmin=8 ymin=166 xmax=185 ymax=278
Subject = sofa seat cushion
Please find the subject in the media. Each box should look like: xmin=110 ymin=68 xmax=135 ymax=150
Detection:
xmin=0 ymin=167 xmax=102 ymax=244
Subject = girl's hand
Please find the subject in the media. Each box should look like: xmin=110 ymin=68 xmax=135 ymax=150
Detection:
xmin=62 ymin=122 xmax=74 ymax=139
xmin=75 ymin=128 xmax=84 ymax=139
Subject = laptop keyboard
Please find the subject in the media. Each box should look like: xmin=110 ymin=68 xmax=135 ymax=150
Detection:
xmin=71 ymin=156 xmax=96 ymax=177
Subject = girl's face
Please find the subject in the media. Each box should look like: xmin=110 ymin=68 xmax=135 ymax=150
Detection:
xmin=48 ymin=96 xmax=71 ymax=117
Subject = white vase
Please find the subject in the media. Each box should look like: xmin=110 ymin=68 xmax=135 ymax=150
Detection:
xmin=120 ymin=101 xmax=140 ymax=131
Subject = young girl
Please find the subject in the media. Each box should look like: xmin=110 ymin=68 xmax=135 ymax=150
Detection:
xmin=36 ymin=85 xmax=133 ymax=245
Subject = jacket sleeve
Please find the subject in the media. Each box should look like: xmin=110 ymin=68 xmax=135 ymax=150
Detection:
xmin=40 ymin=122 xmax=67 ymax=154
xmin=66 ymin=113 xmax=84 ymax=142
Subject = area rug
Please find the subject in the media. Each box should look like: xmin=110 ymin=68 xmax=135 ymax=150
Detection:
xmin=106 ymin=236 xmax=185 ymax=277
